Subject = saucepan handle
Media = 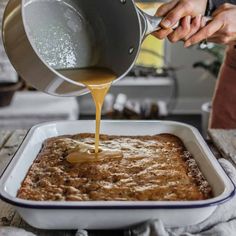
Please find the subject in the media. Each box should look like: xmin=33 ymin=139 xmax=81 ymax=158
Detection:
xmin=137 ymin=8 xmax=212 ymax=36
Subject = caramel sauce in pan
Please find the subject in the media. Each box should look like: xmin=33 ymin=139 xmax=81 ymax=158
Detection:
xmin=57 ymin=68 xmax=118 ymax=163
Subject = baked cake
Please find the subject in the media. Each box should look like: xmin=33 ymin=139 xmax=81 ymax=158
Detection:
xmin=17 ymin=133 xmax=212 ymax=201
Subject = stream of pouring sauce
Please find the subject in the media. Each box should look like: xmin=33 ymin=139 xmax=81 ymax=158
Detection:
xmin=57 ymin=68 xmax=116 ymax=163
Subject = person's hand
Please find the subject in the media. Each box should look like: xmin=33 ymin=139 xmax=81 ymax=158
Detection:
xmin=153 ymin=0 xmax=208 ymax=40
xmin=185 ymin=4 xmax=236 ymax=47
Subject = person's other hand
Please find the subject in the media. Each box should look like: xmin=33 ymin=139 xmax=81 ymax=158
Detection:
xmin=153 ymin=0 xmax=208 ymax=40
xmin=185 ymin=4 xmax=236 ymax=47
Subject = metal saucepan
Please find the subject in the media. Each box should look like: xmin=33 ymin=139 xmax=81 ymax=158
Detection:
xmin=2 ymin=0 xmax=206 ymax=96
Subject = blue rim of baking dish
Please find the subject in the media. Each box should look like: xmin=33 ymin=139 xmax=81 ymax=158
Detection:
xmin=0 ymin=191 xmax=235 ymax=210
xmin=0 ymin=121 xmax=235 ymax=210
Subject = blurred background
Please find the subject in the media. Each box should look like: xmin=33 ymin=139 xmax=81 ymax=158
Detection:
xmin=0 ymin=0 xmax=224 ymax=137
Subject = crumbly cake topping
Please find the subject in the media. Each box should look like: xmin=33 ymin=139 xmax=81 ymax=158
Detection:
xmin=17 ymin=133 xmax=212 ymax=201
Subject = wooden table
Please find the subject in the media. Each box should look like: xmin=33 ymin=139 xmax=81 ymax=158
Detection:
xmin=0 ymin=129 xmax=234 ymax=235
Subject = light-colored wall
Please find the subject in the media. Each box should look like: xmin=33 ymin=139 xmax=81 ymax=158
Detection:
xmin=168 ymin=41 xmax=217 ymax=114
xmin=107 ymin=41 xmax=218 ymax=115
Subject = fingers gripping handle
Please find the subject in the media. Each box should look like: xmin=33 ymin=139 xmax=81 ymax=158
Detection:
xmin=138 ymin=9 xmax=212 ymax=36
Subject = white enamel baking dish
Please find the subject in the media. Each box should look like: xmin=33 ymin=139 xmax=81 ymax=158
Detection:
xmin=0 ymin=121 xmax=235 ymax=230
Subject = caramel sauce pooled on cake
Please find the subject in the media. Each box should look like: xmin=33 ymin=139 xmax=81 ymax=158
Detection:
xmin=66 ymin=140 xmax=123 ymax=164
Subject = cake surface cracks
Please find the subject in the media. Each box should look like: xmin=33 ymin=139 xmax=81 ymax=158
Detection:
xmin=17 ymin=133 xmax=212 ymax=201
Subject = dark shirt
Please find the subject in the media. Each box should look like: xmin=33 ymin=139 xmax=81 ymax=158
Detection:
xmin=206 ymin=0 xmax=236 ymax=15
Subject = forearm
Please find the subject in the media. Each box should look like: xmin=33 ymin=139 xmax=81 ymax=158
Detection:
xmin=206 ymin=0 xmax=236 ymax=15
